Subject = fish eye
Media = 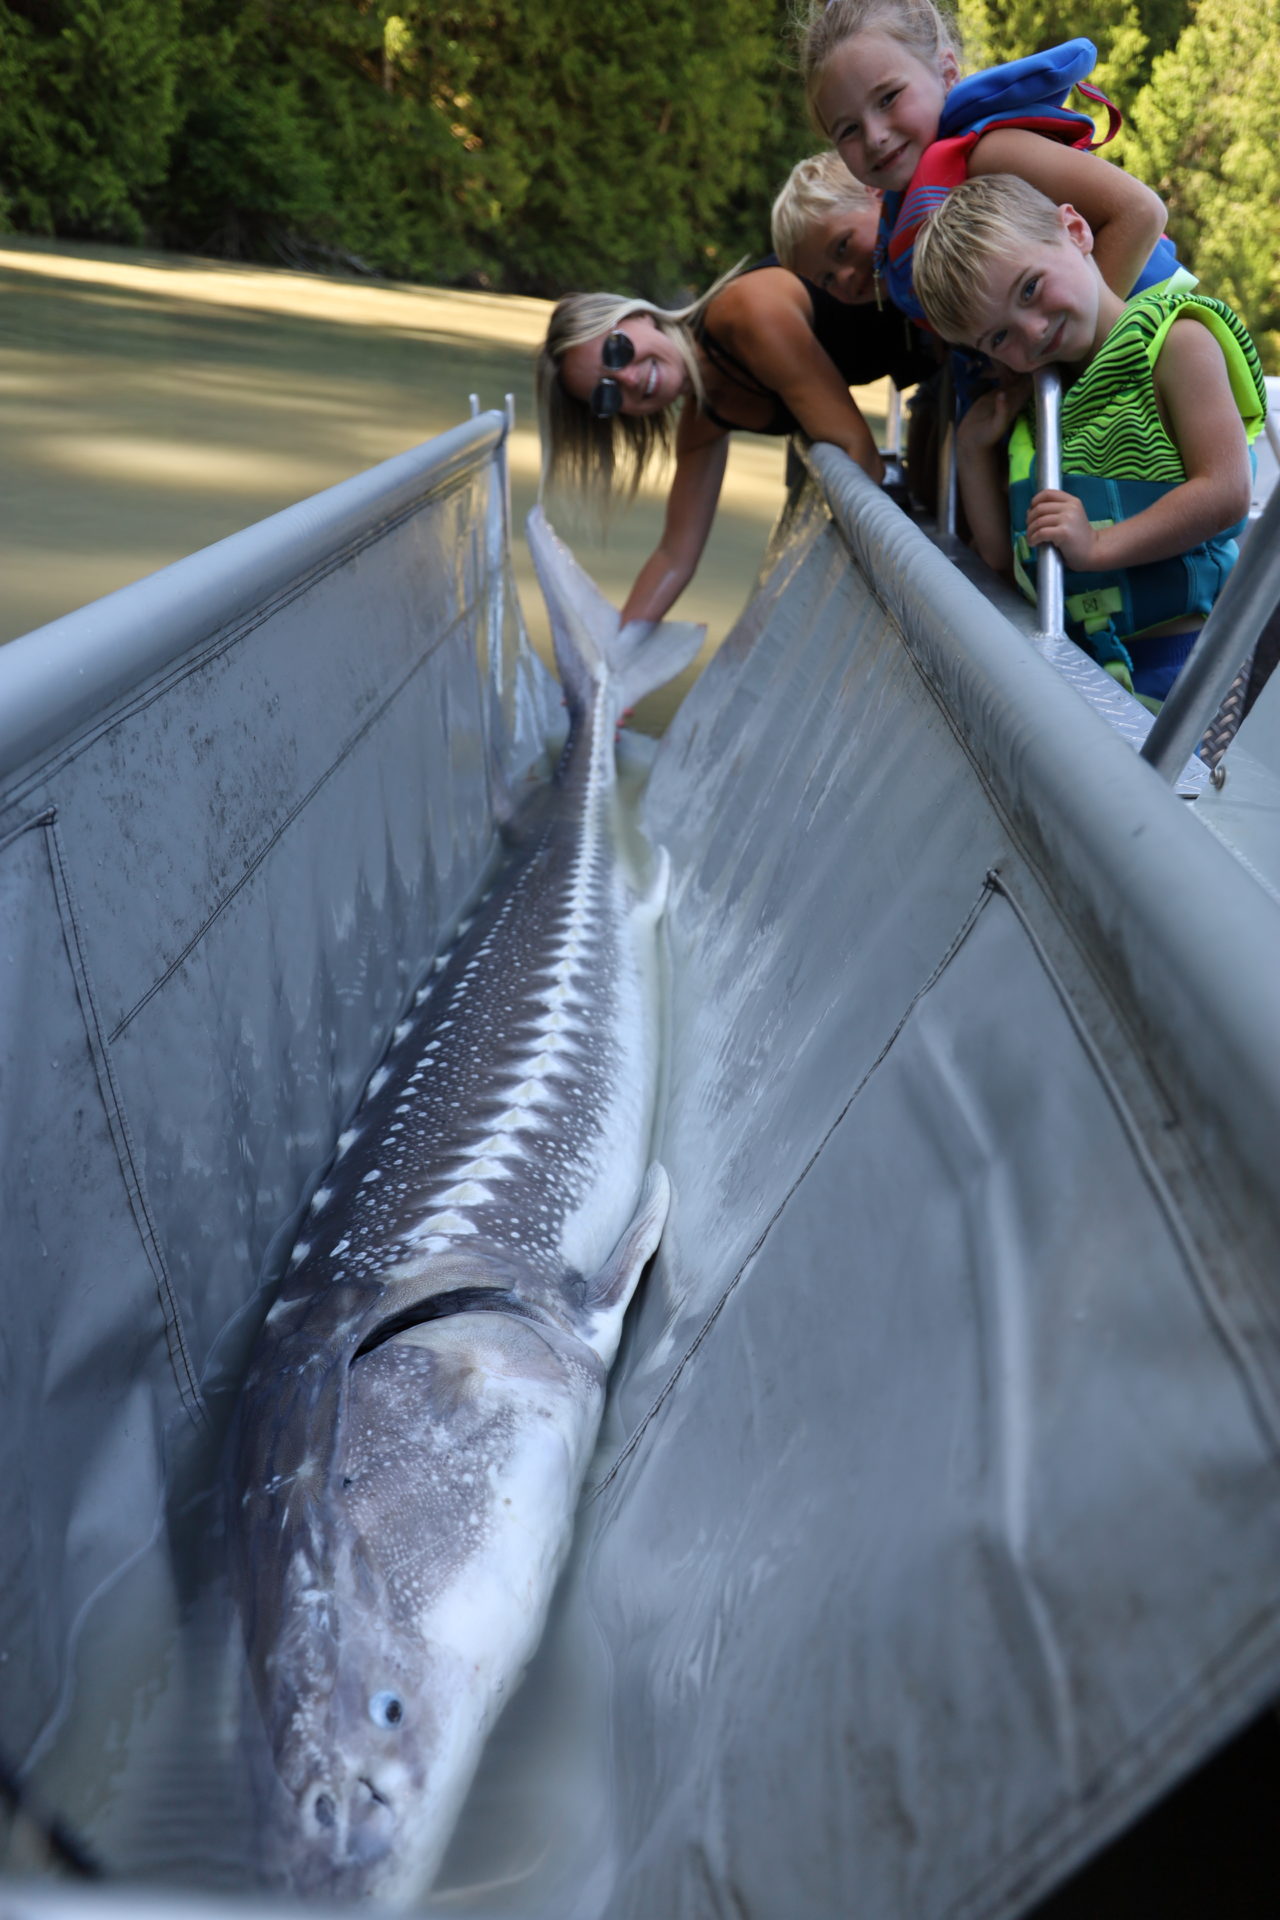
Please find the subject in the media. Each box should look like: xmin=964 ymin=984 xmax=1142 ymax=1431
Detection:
xmin=369 ymin=1690 xmax=404 ymax=1728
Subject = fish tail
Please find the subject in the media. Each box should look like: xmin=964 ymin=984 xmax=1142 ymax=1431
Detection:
xmin=526 ymin=507 xmax=704 ymax=725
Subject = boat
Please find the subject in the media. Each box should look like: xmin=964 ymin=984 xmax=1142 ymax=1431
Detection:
xmin=2 ymin=378 xmax=1280 ymax=1915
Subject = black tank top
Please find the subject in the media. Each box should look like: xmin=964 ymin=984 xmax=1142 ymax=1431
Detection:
xmin=695 ymin=256 xmax=933 ymax=436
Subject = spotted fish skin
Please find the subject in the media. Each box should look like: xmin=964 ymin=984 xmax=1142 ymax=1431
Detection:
xmin=231 ymin=509 xmax=703 ymax=1905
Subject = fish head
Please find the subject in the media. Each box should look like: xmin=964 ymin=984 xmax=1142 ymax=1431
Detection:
xmin=239 ymin=1251 xmax=595 ymax=1904
xmin=245 ymin=1519 xmax=479 ymax=1904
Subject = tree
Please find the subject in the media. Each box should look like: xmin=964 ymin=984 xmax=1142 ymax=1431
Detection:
xmin=1125 ymin=0 xmax=1280 ymax=369
xmin=154 ymin=0 xmax=336 ymax=260
xmin=156 ymin=0 xmax=514 ymax=277
xmin=0 ymin=0 xmax=868 ymax=296
xmin=0 ymin=0 xmax=183 ymax=242
xmin=955 ymin=0 xmax=1150 ymax=121
xmin=458 ymin=0 xmax=809 ymax=298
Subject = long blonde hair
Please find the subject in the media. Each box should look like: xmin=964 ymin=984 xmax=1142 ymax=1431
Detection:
xmin=536 ymin=268 xmax=744 ymax=501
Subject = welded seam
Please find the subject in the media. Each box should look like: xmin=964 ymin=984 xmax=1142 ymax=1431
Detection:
xmin=989 ymin=866 xmax=1280 ymax=1464
xmin=42 ymin=812 xmax=206 ymax=1426
xmin=588 ymin=874 xmax=997 ymax=1502
xmin=0 ymin=806 xmax=56 ymax=855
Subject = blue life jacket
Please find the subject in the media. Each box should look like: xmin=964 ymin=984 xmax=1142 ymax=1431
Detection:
xmin=875 ymin=40 xmax=1180 ymax=326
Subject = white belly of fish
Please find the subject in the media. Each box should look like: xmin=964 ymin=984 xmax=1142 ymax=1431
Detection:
xmin=320 ymin=1310 xmax=608 ymax=1903
xmin=551 ymin=868 xmax=665 ymax=1282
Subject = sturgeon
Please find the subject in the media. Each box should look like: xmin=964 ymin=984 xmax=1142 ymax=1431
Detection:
xmin=231 ymin=508 xmax=702 ymax=1904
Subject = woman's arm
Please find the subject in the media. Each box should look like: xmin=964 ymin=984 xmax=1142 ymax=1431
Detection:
xmin=620 ymin=413 xmax=730 ymax=626
xmin=710 ymin=269 xmax=886 ymax=481
xmin=970 ymin=128 xmax=1167 ymax=300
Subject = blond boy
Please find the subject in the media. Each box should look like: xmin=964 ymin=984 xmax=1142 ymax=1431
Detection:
xmin=913 ymin=173 xmax=1266 ymax=701
xmin=771 ymin=151 xmax=882 ymax=307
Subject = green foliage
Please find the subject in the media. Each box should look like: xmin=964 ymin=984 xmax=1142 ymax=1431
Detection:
xmin=1126 ymin=0 xmax=1280 ymax=370
xmin=954 ymin=0 xmax=1206 ymax=107
xmin=0 ymin=0 xmax=1266 ymax=353
xmin=0 ymin=0 xmax=812 ymax=292
xmin=711 ymin=3 xmax=813 ymax=278
xmin=470 ymin=0 xmax=805 ymax=297
xmin=1131 ymin=0 xmax=1186 ymax=68
xmin=0 ymin=0 xmax=183 ymax=241
xmin=153 ymin=0 xmax=335 ymax=258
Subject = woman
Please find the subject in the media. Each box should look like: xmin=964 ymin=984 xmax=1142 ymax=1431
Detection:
xmin=535 ymin=158 xmax=933 ymax=626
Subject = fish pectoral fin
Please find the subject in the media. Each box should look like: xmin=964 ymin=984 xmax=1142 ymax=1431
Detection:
xmin=585 ymin=1163 xmax=671 ymax=1315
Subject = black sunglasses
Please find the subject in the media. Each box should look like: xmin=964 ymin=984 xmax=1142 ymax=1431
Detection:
xmin=590 ymin=330 xmax=636 ymax=419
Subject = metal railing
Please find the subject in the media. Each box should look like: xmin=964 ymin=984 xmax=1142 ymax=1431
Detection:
xmin=1024 ymin=369 xmax=1280 ymax=788
xmin=936 ymin=362 xmax=959 ymax=541
xmin=1030 ymin=369 xmax=1066 ymax=642
xmin=1140 ymin=482 xmax=1280 ymax=783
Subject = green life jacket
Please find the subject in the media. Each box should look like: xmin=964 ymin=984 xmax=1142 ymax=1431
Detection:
xmin=1008 ymin=290 xmax=1266 ymax=682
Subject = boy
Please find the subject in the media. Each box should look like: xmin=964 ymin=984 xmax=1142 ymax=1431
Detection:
xmin=771 ymin=150 xmax=882 ymax=307
xmin=773 ymin=149 xmax=944 ymax=512
xmin=912 ymin=173 xmax=1266 ymax=702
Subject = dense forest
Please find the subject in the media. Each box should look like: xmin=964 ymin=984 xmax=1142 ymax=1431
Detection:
xmin=0 ymin=0 xmax=1276 ymax=364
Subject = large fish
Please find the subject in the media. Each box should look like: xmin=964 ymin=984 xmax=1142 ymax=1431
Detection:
xmin=231 ymin=508 xmax=703 ymax=1904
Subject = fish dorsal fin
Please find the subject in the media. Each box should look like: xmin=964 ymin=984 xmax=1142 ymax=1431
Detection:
xmin=526 ymin=508 xmax=704 ymax=720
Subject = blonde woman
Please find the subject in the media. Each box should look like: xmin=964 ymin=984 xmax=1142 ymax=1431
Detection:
xmin=536 ymin=157 xmax=930 ymax=626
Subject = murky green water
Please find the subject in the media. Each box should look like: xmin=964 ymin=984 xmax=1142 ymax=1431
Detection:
xmin=0 ymin=240 xmax=890 ymax=732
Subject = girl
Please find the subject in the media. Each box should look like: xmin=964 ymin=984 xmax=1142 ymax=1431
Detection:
xmin=536 ymin=165 xmax=933 ymax=627
xmin=801 ymin=1 xmax=1180 ymax=326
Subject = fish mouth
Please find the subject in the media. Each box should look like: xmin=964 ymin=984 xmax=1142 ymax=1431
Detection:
xmin=277 ymin=1771 xmax=402 ymax=1890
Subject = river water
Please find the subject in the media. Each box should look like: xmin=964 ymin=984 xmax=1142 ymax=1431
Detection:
xmin=0 ymin=239 xmax=889 ymax=731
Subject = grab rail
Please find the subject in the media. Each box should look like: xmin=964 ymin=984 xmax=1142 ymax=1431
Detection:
xmin=1141 ymin=483 xmax=1280 ymax=784
xmin=1031 ymin=369 xmax=1066 ymax=641
xmin=936 ymin=363 xmax=959 ymax=541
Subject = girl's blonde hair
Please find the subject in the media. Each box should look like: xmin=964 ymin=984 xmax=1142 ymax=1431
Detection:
xmin=770 ymin=151 xmax=878 ymax=270
xmin=799 ymin=0 xmax=962 ymax=129
xmin=536 ymin=267 xmax=742 ymax=501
